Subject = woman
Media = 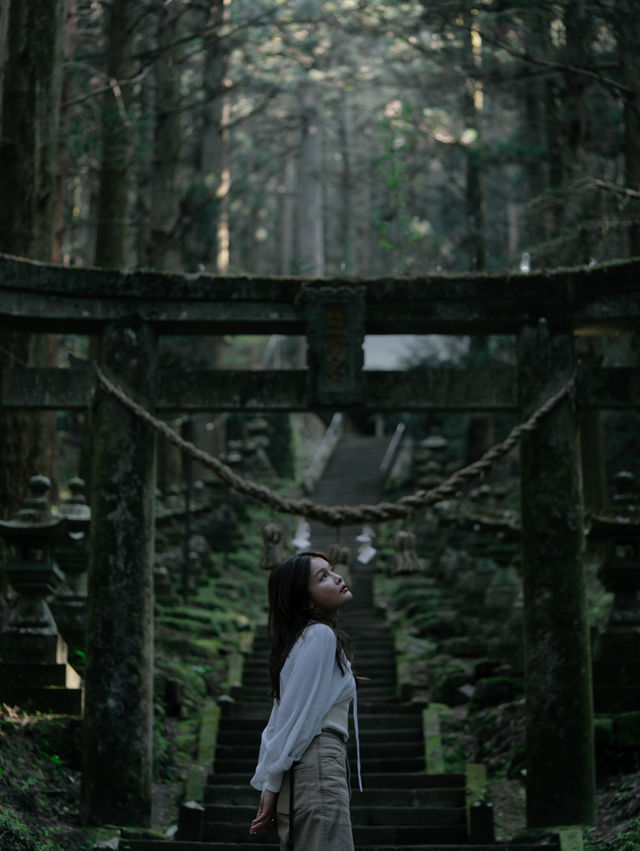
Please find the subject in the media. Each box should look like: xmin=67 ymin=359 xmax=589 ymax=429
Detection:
xmin=250 ymin=550 xmax=361 ymax=850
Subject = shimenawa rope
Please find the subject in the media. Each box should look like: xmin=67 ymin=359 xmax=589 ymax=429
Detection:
xmin=93 ymin=363 xmax=574 ymax=527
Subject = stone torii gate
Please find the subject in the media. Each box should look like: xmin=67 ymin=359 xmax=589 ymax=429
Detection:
xmin=1 ymin=252 xmax=639 ymax=828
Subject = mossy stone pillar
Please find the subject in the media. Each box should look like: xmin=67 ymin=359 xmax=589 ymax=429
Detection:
xmin=81 ymin=322 xmax=157 ymax=825
xmin=517 ymin=321 xmax=595 ymax=827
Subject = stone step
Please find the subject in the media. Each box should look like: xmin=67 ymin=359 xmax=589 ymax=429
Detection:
xmin=246 ymin=646 xmax=396 ymax=661
xmin=207 ymin=772 xmax=464 ymax=789
xmin=235 ymin=679 xmax=396 ymax=693
xmin=240 ymin=668 xmax=397 ymax=684
xmin=213 ymin=755 xmax=426 ymax=775
xmin=243 ymin=654 xmax=396 ymax=670
xmin=0 ymin=661 xmax=81 ymax=688
xmin=216 ymin=727 xmax=423 ymax=747
xmin=205 ymin=803 xmax=466 ymax=826
xmin=234 ymin=691 xmax=398 ymax=705
xmin=203 ymin=785 xmax=466 ymax=808
xmin=218 ymin=718 xmax=422 ymax=736
xmin=222 ymin=707 xmax=423 ymax=725
xmin=214 ymin=741 xmax=422 ymax=761
xmin=202 ymin=820 xmax=468 ymax=844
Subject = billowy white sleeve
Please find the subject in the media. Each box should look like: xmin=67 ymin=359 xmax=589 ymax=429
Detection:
xmin=250 ymin=623 xmax=340 ymax=794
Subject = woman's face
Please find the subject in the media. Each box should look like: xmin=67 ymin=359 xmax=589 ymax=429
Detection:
xmin=308 ymin=556 xmax=353 ymax=618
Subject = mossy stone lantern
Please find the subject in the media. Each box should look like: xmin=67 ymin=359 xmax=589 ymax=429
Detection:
xmin=591 ymin=471 xmax=640 ymax=627
xmin=56 ymin=477 xmax=91 ymax=597
xmin=0 ymin=475 xmax=83 ymax=713
xmin=51 ymin=477 xmax=91 ymax=663
xmin=590 ymin=471 xmax=640 ymax=712
xmin=0 ymin=475 xmax=67 ymax=640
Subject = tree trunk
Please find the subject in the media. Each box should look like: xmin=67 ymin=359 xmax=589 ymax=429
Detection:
xmin=616 ymin=0 xmax=640 ymax=256
xmin=183 ymin=0 xmax=229 ymax=273
xmin=279 ymin=137 xmax=296 ymax=274
xmin=145 ymin=2 xmax=183 ymax=272
xmin=0 ymin=0 xmax=66 ymax=259
xmin=0 ymin=336 xmax=46 ymax=518
xmin=0 ymin=0 xmax=10 ymax=141
xmin=543 ymin=2 xmax=590 ymax=263
xmin=522 ymin=7 xmax=549 ymax=251
xmin=295 ymin=80 xmax=325 ymax=276
xmin=0 ymin=0 xmax=66 ymax=517
xmin=562 ymin=0 xmax=590 ymax=262
xmin=94 ymin=0 xmax=137 ymax=268
xmin=338 ymin=94 xmax=354 ymax=274
xmin=462 ymin=5 xmax=486 ymax=272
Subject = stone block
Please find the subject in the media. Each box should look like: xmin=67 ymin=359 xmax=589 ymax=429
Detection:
xmin=469 ymin=801 xmax=495 ymax=843
xmin=593 ymin=632 xmax=640 ymax=711
xmin=0 ymin=630 xmax=67 ymax=664
xmin=0 ymin=661 xmax=80 ymax=688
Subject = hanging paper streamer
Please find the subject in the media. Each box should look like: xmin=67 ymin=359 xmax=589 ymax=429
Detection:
xmin=291 ymin=518 xmax=312 ymax=551
xmin=259 ymin=521 xmax=284 ymax=570
xmin=356 ymin=525 xmax=377 ymax=565
xmin=328 ymin=542 xmax=352 ymax=586
xmin=392 ymin=529 xmax=421 ymax=575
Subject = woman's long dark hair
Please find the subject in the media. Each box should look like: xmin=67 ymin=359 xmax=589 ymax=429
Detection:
xmin=267 ymin=551 xmax=353 ymax=701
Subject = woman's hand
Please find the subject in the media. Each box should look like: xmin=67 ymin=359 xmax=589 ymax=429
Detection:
xmin=250 ymin=789 xmax=278 ymax=834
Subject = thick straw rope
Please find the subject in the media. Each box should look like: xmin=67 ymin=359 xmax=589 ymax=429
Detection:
xmin=94 ymin=363 xmax=574 ymax=527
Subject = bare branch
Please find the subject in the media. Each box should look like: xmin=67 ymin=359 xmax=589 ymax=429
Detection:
xmin=586 ymin=178 xmax=640 ymax=200
xmin=478 ymin=29 xmax=636 ymax=98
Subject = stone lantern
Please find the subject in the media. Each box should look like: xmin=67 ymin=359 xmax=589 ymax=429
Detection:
xmin=260 ymin=521 xmax=284 ymax=570
xmin=0 ymin=475 xmax=83 ymax=714
xmin=51 ymin=478 xmax=91 ymax=665
xmin=590 ymin=471 xmax=640 ymax=712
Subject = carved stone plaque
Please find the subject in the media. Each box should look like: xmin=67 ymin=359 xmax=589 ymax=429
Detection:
xmin=303 ymin=285 xmax=365 ymax=407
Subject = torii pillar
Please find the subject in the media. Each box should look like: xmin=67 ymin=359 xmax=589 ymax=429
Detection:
xmin=81 ymin=322 xmax=157 ymax=825
xmin=517 ymin=320 xmax=595 ymax=827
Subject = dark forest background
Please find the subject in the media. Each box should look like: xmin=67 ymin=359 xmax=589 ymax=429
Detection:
xmin=3 ymin=0 xmax=640 ymax=275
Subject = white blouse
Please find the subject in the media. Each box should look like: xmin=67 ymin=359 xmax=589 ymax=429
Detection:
xmin=250 ymin=622 xmax=361 ymax=794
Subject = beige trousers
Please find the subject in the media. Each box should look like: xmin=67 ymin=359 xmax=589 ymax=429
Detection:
xmin=276 ymin=731 xmax=354 ymax=851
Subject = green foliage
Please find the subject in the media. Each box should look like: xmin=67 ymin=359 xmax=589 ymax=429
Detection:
xmin=0 ymin=807 xmax=32 ymax=851
xmin=585 ymin=820 xmax=640 ymax=851
xmin=470 ymin=676 xmax=522 ymax=712
xmin=151 ymin=497 xmax=271 ymax=785
xmin=0 ymin=711 xmax=92 ymax=850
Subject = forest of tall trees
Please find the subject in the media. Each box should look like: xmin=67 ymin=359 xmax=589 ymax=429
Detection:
xmin=1 ymin=0 xmax=639 ymax=279
xmin=0 ymin=0 xmax=639 ymax=513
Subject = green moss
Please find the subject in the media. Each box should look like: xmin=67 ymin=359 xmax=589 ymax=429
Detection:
xmin=470 ymin=677 xmax=522 ymax=712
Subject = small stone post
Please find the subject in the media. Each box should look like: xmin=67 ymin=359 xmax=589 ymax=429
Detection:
xmin=517 ymin=321 xmax=595 ymax=827
xmin=81 ymin=322 xmax=157 ymax=825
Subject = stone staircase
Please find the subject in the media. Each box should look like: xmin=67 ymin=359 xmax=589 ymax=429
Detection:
xmin=121 ymin=436 xmax=558 ymax=851
xmin=307 ymin=433 xmax=391 ymax=557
